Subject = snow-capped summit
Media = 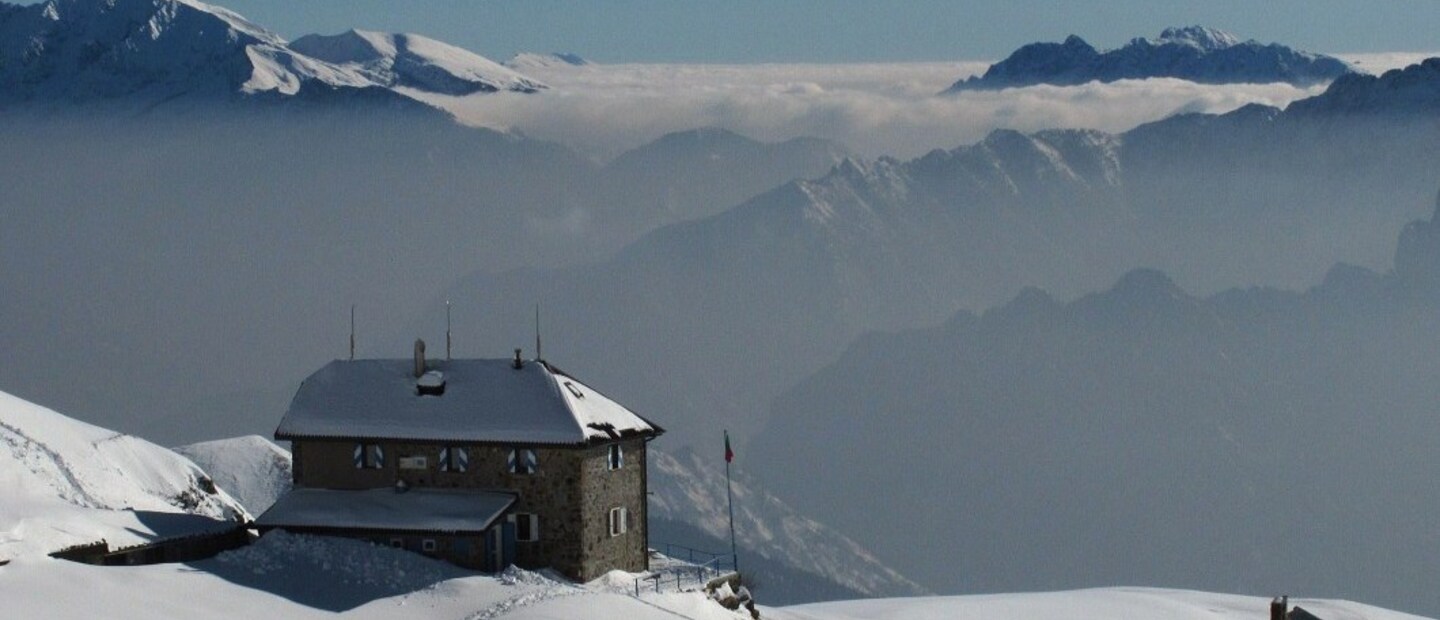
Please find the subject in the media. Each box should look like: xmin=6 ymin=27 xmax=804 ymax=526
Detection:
xmin=290 ymin=30 xmax=545 ymax=95
xmin=1155 ymin=25 xmax=1242 ymax=51
xmin=948 ymin=26 xmax=1353 ymax=91
xmin=0 ymin=0 xmax=544 ymax=106
xmin=0 ymin=0 xmax=368 ymax=102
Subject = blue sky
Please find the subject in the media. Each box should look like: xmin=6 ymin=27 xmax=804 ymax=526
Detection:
xmin=193 ymin=0 xmax=1437 ymax=62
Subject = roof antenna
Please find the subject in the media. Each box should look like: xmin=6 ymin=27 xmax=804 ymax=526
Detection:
xmin=349 ymin=304 xmax=356 ymax=361
xmin=534 ymin=303 xmax=542 ymax=362
xmin=446 ymin=299 xmax=452 ymax=361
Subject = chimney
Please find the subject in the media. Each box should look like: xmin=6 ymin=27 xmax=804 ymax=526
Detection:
xmin=513 ymin=348 xmax=523 ymax=369
xmin=1270 ymin=595 xmax=1288 ymax=620
xmin=413 ymin=339 xmax=426 ymax=378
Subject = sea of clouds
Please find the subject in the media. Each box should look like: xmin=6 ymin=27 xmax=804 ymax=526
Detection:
xmin=415 ymin=60 xmax=1330 ymax=160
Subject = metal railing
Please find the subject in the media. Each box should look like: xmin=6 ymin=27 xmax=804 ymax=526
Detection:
xmin=634 ymin=544 xmax=737 ymax=596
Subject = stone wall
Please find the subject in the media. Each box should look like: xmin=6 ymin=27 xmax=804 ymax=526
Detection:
xmin=577 ymin=437 xmax=649 ymax=579
xmin=291 ymin=437 xmax=649 ymax=581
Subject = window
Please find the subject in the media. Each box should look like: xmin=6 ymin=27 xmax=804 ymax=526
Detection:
xmin=439 ymin=447 xmax=468 ymax=473
xmin=607 ymin=444 xmax=624 ymax=470
xmin=389 ymin=538 xmax=404 ymax=549
xmin=398 ymin=456 xmax=427 ymax=470
xmin=422 ymin=539 xmax=437 ymax=553
xmin=508 ymin=448 xmax=537 ymax=475
xmin=512 ymin=513 xmax=539 ymax=542
xmin=608 ymin=507 xmax=629 ymax=537
xmin=354 ymin=443 xmax=384 ymax=469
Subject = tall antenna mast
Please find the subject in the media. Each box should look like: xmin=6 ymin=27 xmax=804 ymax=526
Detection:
xmin=534 ymin=303 xmax=542 ymax=361
xmin=446 ymin=299 xmax=452 ymax=361
xmin=349 ymin=304 xmax=355 ymax=361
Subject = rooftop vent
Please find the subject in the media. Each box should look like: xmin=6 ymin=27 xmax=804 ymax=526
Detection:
xmin=513 ymin=348 xmax=523 ymax=369
xmin=413 ymin=339 xmax=427 ymax=378
xmin=417 ymin=370 xmax=446 ymax=396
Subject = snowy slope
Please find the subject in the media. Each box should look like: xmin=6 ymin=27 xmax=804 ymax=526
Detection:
xmin=766 ymin=589 xmax=1431 ymax=620
xmin=950 ymin=26 xmax=1352 ymax=91
xmin=0 ymin=389 xmax=247 ymax=561
xmin=504 ymin=51 xmax=592 ymax=70
xmin=650 ymin=447 xmax=927 ymax=599
xmin=0 ymin=0 xmax=542 ymax=105
xmin=290 ymin=30 xmax=545 ymax=95
xmin=174 ymin=435 xmax=291 ymax=514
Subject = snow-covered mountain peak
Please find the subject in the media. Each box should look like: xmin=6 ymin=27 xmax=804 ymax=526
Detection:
xmin=0 ymin=0 xmax=544 ymax=105
xmin=290 ymin=29 xmax=545 ymax=95
xmin=1156 ymin=25 xmax=1242 ymax=51
xmin=949 ymin=26 xmax=1351 ymax=91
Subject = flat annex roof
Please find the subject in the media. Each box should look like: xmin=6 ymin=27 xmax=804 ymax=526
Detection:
xmin=255 ymin=488 xmax=515 ymax=534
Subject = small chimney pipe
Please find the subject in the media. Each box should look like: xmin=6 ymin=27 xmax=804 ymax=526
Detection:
xmin=413 ymin=339 xmax=426 ymax=378
xmin=1271 ymin=595 xmax=1288 ymax=620
xmin=513 ymin=348 xmax=523 ymax=369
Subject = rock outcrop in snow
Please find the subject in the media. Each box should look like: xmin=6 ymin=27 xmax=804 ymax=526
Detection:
xmin=0 ymin=389 xmax=248 ymax=561
xmin=949 ymin=26 xmax=1353 ymax=91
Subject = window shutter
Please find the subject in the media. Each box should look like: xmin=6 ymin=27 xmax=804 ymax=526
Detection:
xmin=374 ymin=445 xmax=385 ymax=469
xmin=456 ymin=448 xmax=469 ymax=472
xmin=507 ymin=449 xmax=517 ymax=473
xmin=439 ymin=447 xmax=450 ymax=472
xmin=621 ymin=507 xmax=629 ymax=533
xmin=353 ymin=444 xmax=363 ymax=469
xmin=524 ymin=449 xmax=537 ymax=473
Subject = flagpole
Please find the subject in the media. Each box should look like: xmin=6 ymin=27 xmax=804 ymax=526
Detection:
xmin=725 ymin=430 xmax=738 ymax=574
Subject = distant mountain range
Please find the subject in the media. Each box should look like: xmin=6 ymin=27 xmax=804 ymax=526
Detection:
xmin=435 ymin=58 xmax=1440 ymax=453
xmin=0 ymin=0 xmax=542 ymax=107
xmin=949 ymin=26 xmax=1353 ymax=91
xmin=749 ymin=189 xmax=1440 ymax=615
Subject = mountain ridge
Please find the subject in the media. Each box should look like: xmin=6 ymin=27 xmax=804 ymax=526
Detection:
xmin=0 ymin=0 xmax=542 ymax=108
xmin=949 ymin=26 xmax=1353 ymax=91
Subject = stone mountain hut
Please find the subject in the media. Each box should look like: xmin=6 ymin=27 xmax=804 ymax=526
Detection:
xmin=255 ymin=343 xmax=663 ymax=581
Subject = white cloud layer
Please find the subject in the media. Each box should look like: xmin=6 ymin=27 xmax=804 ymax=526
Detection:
xmin=416 ymin=61 xmax=1333 ymax=160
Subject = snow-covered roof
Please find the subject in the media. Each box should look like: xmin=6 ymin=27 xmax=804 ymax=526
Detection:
xmin=255 ymin=488 xmax=515 ymax=534
xmin=274 ymin=359 xmax=662 ymax=445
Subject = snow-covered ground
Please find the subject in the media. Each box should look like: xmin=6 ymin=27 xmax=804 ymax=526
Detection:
xmin=765 ymin=589 xmax=1433 ymax=620
xmin=0 ymin=531 xmax=748 ymax=619
xmin=4 ymin=536 xmax=1428 ymax=620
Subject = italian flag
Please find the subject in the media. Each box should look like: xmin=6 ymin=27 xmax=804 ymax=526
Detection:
xmin=724 ymin=430 xmax=734 ymax=463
